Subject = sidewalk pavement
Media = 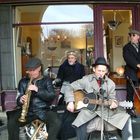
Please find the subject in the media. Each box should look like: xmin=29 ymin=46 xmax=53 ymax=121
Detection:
xmin=0 ymin=111 xmax=140 ymax=140
xmin=0 ymin=111 xmax=7 ymax=140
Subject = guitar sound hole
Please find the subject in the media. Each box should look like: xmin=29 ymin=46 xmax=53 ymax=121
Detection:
xmin=83 ymin=97 xmax=89 ymax=104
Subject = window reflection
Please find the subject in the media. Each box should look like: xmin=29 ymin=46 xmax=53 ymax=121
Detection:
xmin=14 ymin=4 xmax=94 ymax=76
xmin=102 ymin=10 xmax=132 ymax=72
xmin=41 ymin=24 xmax=93 ymax=68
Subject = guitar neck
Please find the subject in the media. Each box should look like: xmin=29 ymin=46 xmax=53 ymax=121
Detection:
xmin=89 ymin=99 xmax=112 ymax=106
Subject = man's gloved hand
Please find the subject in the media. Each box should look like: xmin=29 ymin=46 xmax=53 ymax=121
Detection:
xmin=53 ymin=78 xmax=62 ymax=87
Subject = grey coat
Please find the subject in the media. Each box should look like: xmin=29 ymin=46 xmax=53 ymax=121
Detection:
xmin=65 ymin=74 xmax=130 ymax=130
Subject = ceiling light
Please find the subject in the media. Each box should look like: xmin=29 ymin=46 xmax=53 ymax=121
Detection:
xmin=108 ymin=11 xmax=122 ymax=31
xmin=108 ymin=20 xmax=121 ymax=31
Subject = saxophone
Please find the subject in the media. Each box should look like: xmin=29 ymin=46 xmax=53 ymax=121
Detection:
xmin=18 ymin=78 xmax=33 ymax=122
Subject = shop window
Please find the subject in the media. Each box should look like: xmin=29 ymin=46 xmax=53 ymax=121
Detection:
xmin=14 ymin=5 xmax=94 ymax=76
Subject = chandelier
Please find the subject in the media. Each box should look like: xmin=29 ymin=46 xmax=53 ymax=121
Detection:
xmin=108 ymin=11 xmax=122 ymax=31
xmin=45 ymin=30 xmax=68 ymax=51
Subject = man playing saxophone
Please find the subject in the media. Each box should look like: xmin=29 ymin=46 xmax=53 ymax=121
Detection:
xmin=7 ymin=57 xmax=61 ymax=140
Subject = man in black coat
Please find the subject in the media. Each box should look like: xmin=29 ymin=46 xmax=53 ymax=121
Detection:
xmin=56 ymin=50 xmax=85 ymax=140
xmin=123 ymin=29 xmax=140 ymax=117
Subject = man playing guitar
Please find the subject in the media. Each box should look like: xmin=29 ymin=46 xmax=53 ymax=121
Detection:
xmin=65 ymin=57 xmax=133 ymax=140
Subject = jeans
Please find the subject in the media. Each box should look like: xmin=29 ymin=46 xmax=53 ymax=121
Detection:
xmin=75 ymin=118 xmax=133 ymax=140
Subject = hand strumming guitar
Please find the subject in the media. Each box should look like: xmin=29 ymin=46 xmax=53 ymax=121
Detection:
xmin=110 ymin=99 xmax=118 ymax=109
xmin=67 ymin=102 xmax=75 ymax=112
xmin=137 ymin=64 xmax=140 ymax=68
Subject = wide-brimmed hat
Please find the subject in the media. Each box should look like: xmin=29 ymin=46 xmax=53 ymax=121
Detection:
xmin=25 ymin=57 xmax=42 ymax=70
xmin=92 ymin=57 xmax=109 ymax=67
xmin=128 ymin=29 xmax=140 ymax=36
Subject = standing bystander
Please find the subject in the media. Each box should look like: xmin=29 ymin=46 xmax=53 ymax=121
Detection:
xmin=123 ymin=29 xmax=140 ymax=117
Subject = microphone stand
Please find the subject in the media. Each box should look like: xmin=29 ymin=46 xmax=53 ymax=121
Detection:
xmin=99 ymin=78 xmax=106 ymax=140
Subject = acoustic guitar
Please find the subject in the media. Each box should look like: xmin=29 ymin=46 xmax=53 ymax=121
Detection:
xmin=74 ymin=90 xmax=133 ymax=111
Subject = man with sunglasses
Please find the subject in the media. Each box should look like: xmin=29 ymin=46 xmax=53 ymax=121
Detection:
xmin=123 ymin=29 xmax=140 ymax=117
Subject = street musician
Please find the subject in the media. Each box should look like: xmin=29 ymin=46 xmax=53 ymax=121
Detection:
xmin=65 ymin=57 xmax=133 ymax=140
xmin=6 ymin=57 xmax=60 ymax=140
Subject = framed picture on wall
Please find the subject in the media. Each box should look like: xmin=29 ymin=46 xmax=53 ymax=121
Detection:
xmin=115 ymin=36 xmax=123 ymax=47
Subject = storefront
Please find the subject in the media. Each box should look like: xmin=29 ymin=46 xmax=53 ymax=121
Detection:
xmin=0 ymin=0 xmax=140 ymax=91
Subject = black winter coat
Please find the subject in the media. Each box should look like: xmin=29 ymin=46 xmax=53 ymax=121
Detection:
xmin=123 ymin=42 xmax=140 ymax=81
xmin=57 ymin=60 xmax=85 ymax=83
xmin=17 ymin=76 xmax=56 ymax=121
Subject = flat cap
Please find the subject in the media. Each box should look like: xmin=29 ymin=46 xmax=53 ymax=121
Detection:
xmin=128 ymin=29 xmax=140 ymax=36
xmin=25 ymin=57 xmax=41 ymax=70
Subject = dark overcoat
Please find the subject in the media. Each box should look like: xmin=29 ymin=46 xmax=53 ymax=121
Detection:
xmin=123 ymin=42 xmax=140 ymax=81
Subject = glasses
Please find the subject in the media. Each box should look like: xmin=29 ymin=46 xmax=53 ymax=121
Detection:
xmin=130 ymin=34 xmax=136 ymax=37
xmin=129 ymin=34 xmax=136 ymax=37
xmin=129 ymin=33 xmax=136 ymax=37
xmin=131 ymin=34 xmax=140 ymax=37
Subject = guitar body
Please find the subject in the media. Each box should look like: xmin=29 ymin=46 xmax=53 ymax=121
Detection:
xmin=74 ymin=90 xmax=97 ymax=111
xmin=134 ymin=88 xmax=140 ymax=115
xmin=74 ymin=90 xmax=133 ymax=112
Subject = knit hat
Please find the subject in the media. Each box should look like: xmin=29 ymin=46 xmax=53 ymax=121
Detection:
xmin=67 ymin=51 xmax=77 ymax=57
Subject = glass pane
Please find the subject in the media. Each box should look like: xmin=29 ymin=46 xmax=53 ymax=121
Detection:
xmin=15 ymin=23 xmax=94 ymax=76
xmin=15 ymin=5 xmax=93 ymax=24
xmin=41 ymin=23 xmax=93 ymax=68
xmin=15 ymin=5 xmax=48 ymax=23
xmin=16 ymin=23 xmax=93 ymax=68
xmin=42 ymin=5 xmax=93 ymax=22
xmin=14 ymin=4 xmax=94 ymax=77
xmin=102 ymin=10 xmax=132 ymax=72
